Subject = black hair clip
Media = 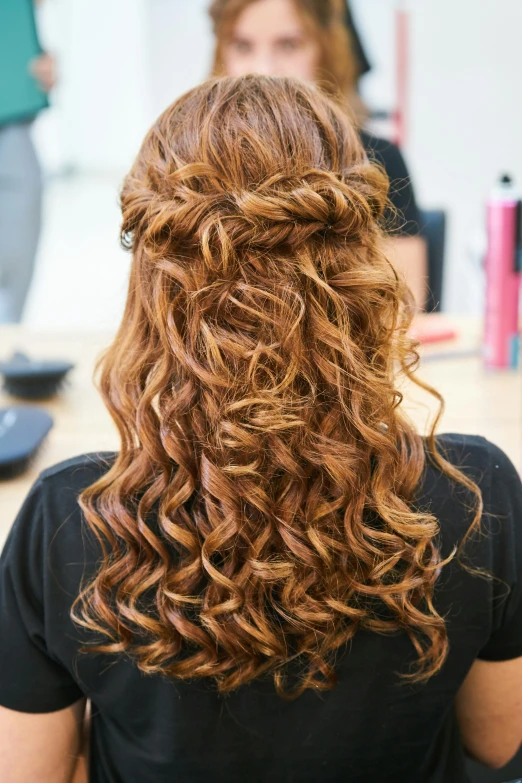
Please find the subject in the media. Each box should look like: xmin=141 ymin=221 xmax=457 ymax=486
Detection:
xmin=0 ymin=352 xmax=75 ymax=400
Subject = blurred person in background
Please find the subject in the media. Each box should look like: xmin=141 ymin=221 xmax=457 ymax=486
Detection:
xmin=0 ymin=0 xmax=56 ymax=324
xmin=0 ymin=75 xmax=521 ymax=783
xmin=209 ymin=0 xmax=428 ymax=310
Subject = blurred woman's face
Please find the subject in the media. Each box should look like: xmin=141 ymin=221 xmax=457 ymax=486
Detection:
xmin=222 ymin=0 xmax=321 ymax=82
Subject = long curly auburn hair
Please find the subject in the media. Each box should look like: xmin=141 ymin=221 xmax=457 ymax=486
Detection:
xmin=73 ymin=75 xmax=482 ymax=698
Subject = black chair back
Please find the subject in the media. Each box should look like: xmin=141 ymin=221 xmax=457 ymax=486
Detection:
xmin=419 ymin=208 xmax=446 ymax=313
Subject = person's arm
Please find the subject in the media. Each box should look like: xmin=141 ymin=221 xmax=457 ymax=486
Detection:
xmin=71 ymin=700 xmax=91 ymax=783
xmin=0 ymin=483 xmax=88 ymax=783
xmin=0 ymin=699 xmax=87 ymax=783
xmin=455 ymin=657 xmax=522 ymax=769
xmin=383 ymin=235 xmax=428 ymax=312
xmin=455 ymin=443 xmax=522 ymax=769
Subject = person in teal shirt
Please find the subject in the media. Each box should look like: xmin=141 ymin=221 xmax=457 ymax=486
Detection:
xmin=0 ymin=0 xmax=56 ymax=323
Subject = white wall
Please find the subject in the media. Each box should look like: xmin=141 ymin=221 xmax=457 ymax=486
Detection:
xmin=35 ymin=0 xmax=149 ymax=174
xmin=144 ymin=0 xmax=214 ymax=121
xmin=409 ymin=0 xmax=522 ymax=312
xmin=353 ymin=0 xmax=522 ymax=312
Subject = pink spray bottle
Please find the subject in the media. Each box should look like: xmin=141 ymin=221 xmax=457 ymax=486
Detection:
xmin=484 ymin=174 xmax=522 ymax=369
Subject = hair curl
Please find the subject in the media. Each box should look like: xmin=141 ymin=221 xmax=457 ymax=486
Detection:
xmin=209 ymin=0 xmax=359 ymax=100
xmin=73 ymin=76 xmax=482 ymax=698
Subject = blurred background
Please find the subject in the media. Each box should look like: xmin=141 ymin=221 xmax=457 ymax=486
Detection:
xmin=19 ymin=0 xmax=522 ymax=331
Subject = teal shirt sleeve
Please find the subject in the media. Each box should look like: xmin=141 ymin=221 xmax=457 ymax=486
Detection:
xmin=0 ymin=0 xmax=48 ymax=125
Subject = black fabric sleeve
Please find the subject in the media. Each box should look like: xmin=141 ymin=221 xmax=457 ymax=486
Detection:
xmin=361 ymin=132 xmax=421 ymax=236
xmin=0 ymin=480 xmax=84 ymax=712
xmin=478 ymin=443 xmax=522 ymax=662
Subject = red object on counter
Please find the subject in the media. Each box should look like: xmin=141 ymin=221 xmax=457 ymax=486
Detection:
xmin=410 ymin=320 xmax=458 ymax=344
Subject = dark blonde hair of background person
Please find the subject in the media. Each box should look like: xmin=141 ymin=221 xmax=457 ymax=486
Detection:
xmin=72 ymin=75 xmax=482 ymax=700
xmin=209 ymin=0 xmax=359 ymax=102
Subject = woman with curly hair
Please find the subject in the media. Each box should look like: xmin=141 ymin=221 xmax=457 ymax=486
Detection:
xmin=0 ymin=76 xmax=521 ymax=783
xmin=209 ymin=0 xmax=429 ymax=311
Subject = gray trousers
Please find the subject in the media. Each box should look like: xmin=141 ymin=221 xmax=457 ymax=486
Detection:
xmin=0 ymin=121 xmax=42 ymax=324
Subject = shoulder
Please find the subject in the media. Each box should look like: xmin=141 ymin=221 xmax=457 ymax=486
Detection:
xmin=12 ymin=452 xmax=116 ymax=541
xmin=421 ymin=433 xmax=521 ymax=555
xmin=359 ymin=130 xmax=405 ymax=172
xmin=433 ymin=433 xmax=515 ymax=483
xmin=39 ymin=451 xmax=116 ymax=486
xmin=425 ymin=432 xmax=518 ymax=502
xmin=360 ymin=131 xmax=420 ymax=233
xmin=2 ymin=453 xmax=116 ymax=591
xmin=435 ymin=432 xmax=495 ymax=469
xmin=38 ymin=450 xmax=116 ymax=514
xmin=359 ymin=131 xmax=414 ymax=202
xmin=360 ymin=129 xmax=395 ymax=155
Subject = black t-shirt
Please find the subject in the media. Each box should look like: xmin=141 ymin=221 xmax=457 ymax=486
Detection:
xmin=1 ymin=434 xmax=521 ymax=783
xmin=360 ymin=130 xmax=421 ymax=236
